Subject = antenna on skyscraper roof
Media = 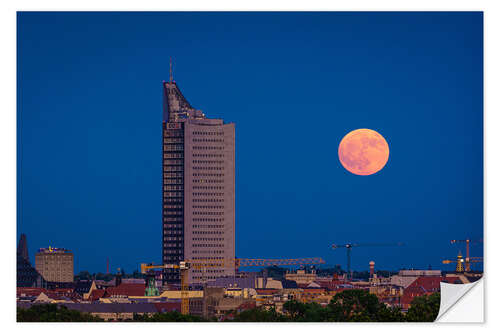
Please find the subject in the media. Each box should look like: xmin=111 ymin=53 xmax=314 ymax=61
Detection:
xmin=169 ymin=57 xmax=173 ymax=83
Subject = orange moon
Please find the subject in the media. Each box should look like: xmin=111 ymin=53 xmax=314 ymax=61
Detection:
xmin=338 ymin=129 xmax=389 ymax=176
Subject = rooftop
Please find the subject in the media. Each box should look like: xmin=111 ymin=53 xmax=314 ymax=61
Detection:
xmin=37 ymin=247 xmax=72 ymax=254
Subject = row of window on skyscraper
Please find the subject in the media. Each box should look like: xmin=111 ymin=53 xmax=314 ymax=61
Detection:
xmin=192 ymin=146 xmax=223 ymax=150
xmin=192 ymin=237 xmax=224 ymax=241
xmin=192 ymin=131 xmax=224 ymax=136
xmin=193 ymin=198 xmax=224 ymax=202
xmin=192 ymin=154 xmax=224 ymax=158
xmin=192 ymin=256 xmax=225 ymax=260
xmin=192 ymin=160 xmax=224 ymax=164
xmin=193 ymin=192 xmax=224 ymax=196
xmin=192 ymin=179 xmax=224 ymax=184
xmin=193 ymin=186 xmax=224 ymax=190
xmin=193 ymin=173 xmax=224 ymax=177
xmin=164 ymin=144 xmax=184 ymax=150
xmin=192 ymin=137 xmax=224 ymax=142
xmin=164 ymin=130 xmax=184 ymax=137
xmin=164 ymin=138 xmax=183 ymax=143
xmin=192 ymin=218 xmax=224 ymax=222
xmin=193 ymin=212 xmax=224 ymax=216
xmin=192 ymin=205 xmax=224 ymax=209
xmin=164 ymin=153 xmax=183 ymax=158
xmin=192 ymin=250 xmax=225 ymax=254
xmin=164 ymin=192 xmax=183 ymax=197
xmin=164 ymin=229 xmax=182 ymax=234
xmin=193 ymin=167 xmax=224 ymax=171
xmin=193 ymin=231 xmax=224 ymax=234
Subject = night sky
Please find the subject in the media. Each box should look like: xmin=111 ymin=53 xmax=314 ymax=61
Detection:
xmin=17 ymin=12 xmax=483 ymax=274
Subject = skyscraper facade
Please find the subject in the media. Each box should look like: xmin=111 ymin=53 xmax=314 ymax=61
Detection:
xmin=35 ymin=247 xmax=74 ymax=283
xmin=162 ymin=77 xmax=235 ymax=284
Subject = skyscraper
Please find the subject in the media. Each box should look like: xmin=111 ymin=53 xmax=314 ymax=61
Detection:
xmin=162 ymin=71 xmax=235 ymax=284
xmin=17 ymin=233 xmax=46 ymax=288
xmin=35 ymin=247 xmax=74 ymax=283
xmin=17 ymin=233 xmax=29 ymax=262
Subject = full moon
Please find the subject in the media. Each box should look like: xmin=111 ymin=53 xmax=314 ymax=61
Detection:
xmin=338 ymin=129 xmax=389 ymax=176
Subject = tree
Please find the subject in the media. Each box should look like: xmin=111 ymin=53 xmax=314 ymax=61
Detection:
xmin=283 ymin=300 xmax=307 ymax=320
xmin=282 ymin=290 xmax=404 ymax=322
xmin=376 ymin=304 xmax=405 ymax=322
xmin=231 ymin=307 xmax=287 ymax=322
xmin=75 ymin=271 xmax=92 ymax=281
xmin=316 ymin=265 xmax=344 ymax=276
xmin=214 ymin=290 xmax=439 ymax=322
xmin=406 ymin=293 xmax=440 ymax=322
xmin=132 ymin=269 xmax=144 ymax=279
xmin=133 ymin=311 xmax=210 ymax=322
xmin=263 ymin=266 xmax=287 ymax=280
xmin=17 ymin=304 xmax=103 ymax=322
xmin=327 ymin=289 xmax=383 ymax=321
xmin=351 ymin=271 xmax=370 ymax=280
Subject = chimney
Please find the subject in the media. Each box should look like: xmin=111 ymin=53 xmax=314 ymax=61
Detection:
xmin=369 ymin=261 xmax=375 ymax=278
xmin=116 ymin=268 xmax=122 ymax=286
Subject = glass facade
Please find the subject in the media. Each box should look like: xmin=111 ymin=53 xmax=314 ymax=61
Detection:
xmin=162 ymin=122 xmax=185 ymax=284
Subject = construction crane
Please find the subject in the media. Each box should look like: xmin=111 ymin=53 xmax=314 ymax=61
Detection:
xmin=331 ymin=242 xmax=404 ymax=281
xmin=450 ymin=238 xmax=483 ymax=272
xmin=442 ymin=251 xmax=483 ymax=273
xmin=141 ymin=257 xmax=325 ymax=315
xmin=140 ymin=261 xmax=220 ymax=315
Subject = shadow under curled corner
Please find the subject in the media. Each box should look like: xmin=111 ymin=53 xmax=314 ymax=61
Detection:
xmin=435 ymin=278 xmax=484 ymax=323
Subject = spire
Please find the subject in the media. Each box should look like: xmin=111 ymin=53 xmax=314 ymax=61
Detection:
xmin=456 ymin=251 xmax=464 ymax=273
xmin=169 ymin=57 xmax=173 ymax=83
xmin=17 ymin=233 xmax=29 ymax=262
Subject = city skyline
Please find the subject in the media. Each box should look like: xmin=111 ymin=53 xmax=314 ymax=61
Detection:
xmin=17 ymin=12 xmax=483 ymax=274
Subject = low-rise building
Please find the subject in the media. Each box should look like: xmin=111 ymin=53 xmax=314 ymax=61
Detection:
xmin=400 ymin=276 xmax=441 ymax=310
xmin=391 ymin=269 xmax=441 ymax=289
xmin=159 ymin=290 xmax=203 ymax=299
xmin=284 ymin=269 xmax=317 ymax=285
xmin=67 ymin=303 xmax=157 ymax=321
xmin=215 ymin=297 xmax=252 ymax=318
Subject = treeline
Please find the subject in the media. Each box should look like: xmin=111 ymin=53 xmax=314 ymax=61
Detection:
xmin=231 ymin=290 xmax=440 ymax=322
xmin=133 ymin=312 xmax=215 ymax=322
xmin=74 ymin=269 xmax=145 ymax=282
xmin=17 ymin=304 xmax=103 ymax=322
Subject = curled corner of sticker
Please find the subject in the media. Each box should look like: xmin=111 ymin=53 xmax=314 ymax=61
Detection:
xmin=435 ymin=278 xmax=484 ymax=323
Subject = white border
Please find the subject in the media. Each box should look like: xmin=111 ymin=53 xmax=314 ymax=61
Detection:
xmin=2 ymin=1 xmax=497 ymax=332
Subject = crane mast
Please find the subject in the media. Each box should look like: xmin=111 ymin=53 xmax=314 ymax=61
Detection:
xmin=450 ymin=238 xmax=483 ymax=272
xmin=332 ymin=242 xmax=403 ymax=281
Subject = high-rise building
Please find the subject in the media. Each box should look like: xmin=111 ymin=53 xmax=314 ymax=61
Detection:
xmin=17 ymin=233 xmax=29 ymax=262
xmin=17 ymin=233 xmax=46 ymax=287
xmin=35 ymin=247 xmax=74 ymax=283
xmin=162 ymin=72 xmax=235 ymax=284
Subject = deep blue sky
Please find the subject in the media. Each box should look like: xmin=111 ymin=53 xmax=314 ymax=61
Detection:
xmin=17 ymin=12 xmax=483 ymax=274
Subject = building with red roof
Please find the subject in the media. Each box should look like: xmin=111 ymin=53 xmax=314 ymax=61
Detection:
xmin=254 ymin=288 xmax=279 ymax=296
xmin=442 ymin=276 xmax=463 ymax=284
xmin=88 ymin=289 xmax=106 ymax=302
xmin=104 ymin=283 xmax=145 ymax=298
xmin=401 ymin=276 xmax=442 ymax=310
xmin=17 ymin=287 xmax=46 ymax=297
